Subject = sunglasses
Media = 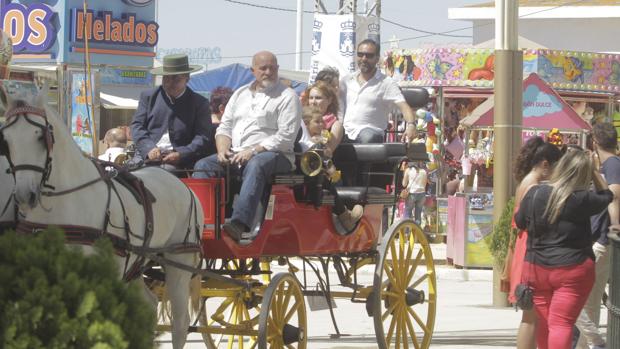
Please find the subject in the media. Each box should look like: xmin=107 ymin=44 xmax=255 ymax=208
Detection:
xmin=356 ymin=52 xmax=376 ymax=59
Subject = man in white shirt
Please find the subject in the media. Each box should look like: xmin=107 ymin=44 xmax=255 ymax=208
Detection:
xmin=339 ymin=39 xmax=416 ymax=143
xmin=193 ymin=51 xmax=301 ymax=242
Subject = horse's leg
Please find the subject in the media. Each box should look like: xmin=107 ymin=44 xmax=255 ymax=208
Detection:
xmin=138 ymin=278 xmax=158 ymax=312
xmin=164 ymin=253 xmax=198 ymax=349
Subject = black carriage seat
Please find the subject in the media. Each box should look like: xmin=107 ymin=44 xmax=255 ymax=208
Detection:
xmin=271 ymin=143 xmax=429 ymax=206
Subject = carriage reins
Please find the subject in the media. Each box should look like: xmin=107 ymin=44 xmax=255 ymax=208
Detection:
xmin=2 ymin=105 xmax=203 ymax=280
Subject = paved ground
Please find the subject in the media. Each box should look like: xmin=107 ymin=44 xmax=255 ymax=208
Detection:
xmin=156 ymin=243 xmax=608 ymax=348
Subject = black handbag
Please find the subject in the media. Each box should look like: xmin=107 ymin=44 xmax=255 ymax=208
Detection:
xmin=514 ymin=283 xmax=534 ymax=310
xmin=514 ymin=187 xmax=539 ymax=311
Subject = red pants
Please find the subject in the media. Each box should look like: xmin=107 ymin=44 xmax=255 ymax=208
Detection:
xmin=522 ymin=259 xmax=594 ymax=349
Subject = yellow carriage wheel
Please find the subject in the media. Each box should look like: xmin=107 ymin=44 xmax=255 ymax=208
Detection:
xmin=258 ymin=273 xmax=307 ymax=349
xmin=199 ymin=259 xmax=266 ymax=349
xmin=371 ymin=219 xmax=437 ymax=349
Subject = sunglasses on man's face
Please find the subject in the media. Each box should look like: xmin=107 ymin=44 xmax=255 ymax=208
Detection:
xmin=357 ymin=52 xmax=376 ymax=59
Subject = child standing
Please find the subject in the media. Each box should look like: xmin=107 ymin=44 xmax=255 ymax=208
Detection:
xmin=300 ymin=106 xmax=363 ymax=231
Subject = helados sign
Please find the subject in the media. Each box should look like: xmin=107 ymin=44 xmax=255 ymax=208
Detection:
xmin=0 ymin=0 xmax=158 ymax=54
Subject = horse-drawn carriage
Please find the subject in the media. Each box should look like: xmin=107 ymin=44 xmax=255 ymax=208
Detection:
xmin=0 ymin=85 xmax=437 ymax=349
xmin=152 ymin=139 xmax=437 ymax=349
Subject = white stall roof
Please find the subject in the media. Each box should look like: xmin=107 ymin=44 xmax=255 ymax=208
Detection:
xmin=99 ymin=85 xmax=146 ymax=109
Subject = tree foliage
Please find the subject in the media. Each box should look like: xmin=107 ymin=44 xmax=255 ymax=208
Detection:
xmin=485 ymin=198 xmax=518 ymax=269
xmin=0 ymin=229 xmax=156 ymax=349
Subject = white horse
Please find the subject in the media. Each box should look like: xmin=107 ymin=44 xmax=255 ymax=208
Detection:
xmin=0 ymin=86 xmax=203 ymax=349
xmin=0 ymin=155 xmax=15 ymax=230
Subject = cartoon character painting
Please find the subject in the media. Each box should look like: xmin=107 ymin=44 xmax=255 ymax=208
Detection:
xmin=562 ymin=56 xmax=584 ymax=83
xmin=427 ymin=55 xmax=452 ymax=80
xmin=468 ymin=54 xmax=494 ymax=81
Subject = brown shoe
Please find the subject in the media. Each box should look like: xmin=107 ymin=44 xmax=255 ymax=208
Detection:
xmin=338 ymin=204 xmax=364 ymax=231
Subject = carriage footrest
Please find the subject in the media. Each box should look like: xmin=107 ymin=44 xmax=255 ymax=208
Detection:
xmin=273 ymin=174 xmax=305 ymax=185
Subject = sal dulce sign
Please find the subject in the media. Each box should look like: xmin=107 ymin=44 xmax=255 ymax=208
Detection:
xmin=0 ymin=0 xmax=56 ymax=53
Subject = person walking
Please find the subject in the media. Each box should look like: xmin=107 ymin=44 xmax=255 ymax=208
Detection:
xmin=514 ymin=150 xmax=614 ymax=349
xmin=402 ymin=161 xmax=427 ymax=225
xmin=574 ymin=122 xmax=620 ymax=349
xmin=506 ymin=137 xmax=563 ymax=349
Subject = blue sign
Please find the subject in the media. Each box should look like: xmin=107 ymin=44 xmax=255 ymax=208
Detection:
xmin=0 ymin=0 xmax=56 ymax=53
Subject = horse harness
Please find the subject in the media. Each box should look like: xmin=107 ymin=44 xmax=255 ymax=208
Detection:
xmin=0 ymin=106 xmax=54 ymax=190
xmin=1 ymin=105 xmax=202 ymax=281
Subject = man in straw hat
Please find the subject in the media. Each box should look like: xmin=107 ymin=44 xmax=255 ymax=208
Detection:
xmin=130 ymin=53 xmax=211 ymax=170
xmin=193 ymin=51 xmax=301 ymax=242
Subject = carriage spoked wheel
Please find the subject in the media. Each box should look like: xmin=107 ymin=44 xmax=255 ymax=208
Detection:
xmin=371 ymin=219 xmax=437 ymax=349
xmin=199 ymin=259 xmax=265 ymax=349
xmin=258 ymin=273 xmax=307 ymax=349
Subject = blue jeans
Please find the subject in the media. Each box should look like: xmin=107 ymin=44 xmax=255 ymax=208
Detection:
xmin=346 ymin=128 xmax=384 ymax=144
xmin=192 ymin=152 xmax=292 ymax=228
xmin=404 ymin=192 xmax=425 ymax=225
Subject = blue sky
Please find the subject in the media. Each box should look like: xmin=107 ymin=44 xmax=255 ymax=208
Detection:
xmin=156 ymin=0 xmax=483 ymax=70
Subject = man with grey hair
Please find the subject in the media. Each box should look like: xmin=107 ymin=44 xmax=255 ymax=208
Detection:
xmin=193 ymin=51 xmax=301 ymax=242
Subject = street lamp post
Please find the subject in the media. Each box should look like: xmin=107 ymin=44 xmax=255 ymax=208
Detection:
xmin=295 ymin=0 xmax=304 ymax=71
xmin=492 ymin=0 xmax=522 ymax=307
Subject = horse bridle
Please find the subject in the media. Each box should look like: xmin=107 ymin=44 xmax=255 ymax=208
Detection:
xmin=0 ymin=106 xmax=55 ymax=190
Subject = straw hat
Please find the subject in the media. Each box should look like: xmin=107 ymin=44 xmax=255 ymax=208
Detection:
xmin=150 ymin=54 xmax=201 ymax=75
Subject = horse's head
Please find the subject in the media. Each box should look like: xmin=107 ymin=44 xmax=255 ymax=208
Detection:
xmin=0 ymin=84 xmax=53 ymax=211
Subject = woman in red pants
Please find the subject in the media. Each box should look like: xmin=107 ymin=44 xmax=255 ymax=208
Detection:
xmin=514 ymin=149 xmax=614 ymax=349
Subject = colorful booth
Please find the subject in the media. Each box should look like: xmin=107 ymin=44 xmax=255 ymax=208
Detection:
xmin=385 ymin=48 xmax=619 ymax=267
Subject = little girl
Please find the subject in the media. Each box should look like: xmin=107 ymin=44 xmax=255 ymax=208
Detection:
xmin=300 ymin=106 xmax=363 ymax=231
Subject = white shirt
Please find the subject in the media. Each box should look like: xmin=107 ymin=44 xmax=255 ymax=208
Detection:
xmin=216 ymin=81 xmax=301 ymax=166
xmin=98 ymin=147 xmax=125 ymax=162
xmin=156 ymin=132 xmax=174 ymax=152
xmin=298 ymin=122 xmax=314 ymax=152
xmin=340 ymin=70 xmax=405 ymax=140
xmin=406 ymin=167 xmax=427 ymax=194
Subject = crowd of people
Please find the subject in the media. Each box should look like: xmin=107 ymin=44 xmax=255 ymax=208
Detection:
xmin=507 ymin=123 xmax=619 ymax=349
xmin=117 ymin=38 xmax=418 ymax=242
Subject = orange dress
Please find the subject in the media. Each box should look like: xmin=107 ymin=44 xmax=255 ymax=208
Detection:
xmin=508 ymin=210 xmax=528 ymax=304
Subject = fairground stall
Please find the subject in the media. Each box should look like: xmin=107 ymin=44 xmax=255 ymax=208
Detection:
xmin=385 ymin=48 xmax=620 ymax=267
xmin=5 ymin=0 xmax=156 ymax=155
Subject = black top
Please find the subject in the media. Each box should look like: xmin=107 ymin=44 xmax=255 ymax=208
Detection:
xmin=130 ymin=86 xmax=212 ymax=167
xmin=591 ymin=156 xmax=620 ymax=245
xmin=515 ymin=184 xmax=613 ymax=267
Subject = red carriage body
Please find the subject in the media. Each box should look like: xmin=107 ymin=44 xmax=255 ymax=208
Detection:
xmin=182 ymin=179 xmax=384 ymax=259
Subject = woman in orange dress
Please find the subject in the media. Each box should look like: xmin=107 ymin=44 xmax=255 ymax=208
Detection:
xmin=509 ymin=136 xmax=563 ymax=349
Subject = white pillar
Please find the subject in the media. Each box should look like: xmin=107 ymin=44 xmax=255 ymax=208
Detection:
xmin=495 ymin=0 xmax=518 ymax=50
xmin=295 ymin=0 xmax=304 ymax=70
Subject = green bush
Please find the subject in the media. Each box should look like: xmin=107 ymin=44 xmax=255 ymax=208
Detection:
xmin=485 ymin=198 xmax=518 ymax=269
xmin=0 ymin=228 xmax=156 ymax=349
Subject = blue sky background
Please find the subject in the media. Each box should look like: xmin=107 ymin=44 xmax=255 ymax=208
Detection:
xmin=156 ymin=0 xmax=483 ymax=70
